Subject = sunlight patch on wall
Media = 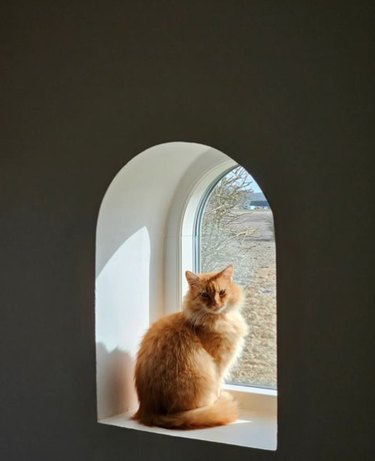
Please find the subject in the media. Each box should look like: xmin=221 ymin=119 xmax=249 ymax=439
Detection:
xmin=96 ymin=227 xmax=150 ymax=418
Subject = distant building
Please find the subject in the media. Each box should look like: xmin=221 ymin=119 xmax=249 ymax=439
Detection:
xmin=243 ymin=191 xmax=270 ymax=210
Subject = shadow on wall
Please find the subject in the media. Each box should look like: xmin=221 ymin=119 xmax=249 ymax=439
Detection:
xmin=96 ymin=343 xmax=138 ymax=418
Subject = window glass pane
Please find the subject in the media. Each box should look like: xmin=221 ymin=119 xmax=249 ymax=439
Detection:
xmin=198 ymin=166 xmax=277 ymax=389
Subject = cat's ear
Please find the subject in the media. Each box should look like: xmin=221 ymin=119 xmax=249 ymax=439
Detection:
xmin=186 ymin=270 xmax=200 ymax=287
xmin=221 ymin=265 xmax=234 ymax=280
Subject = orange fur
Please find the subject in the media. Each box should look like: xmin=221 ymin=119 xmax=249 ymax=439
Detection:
xmin=133 ymin=265 xmax=248 ymax=429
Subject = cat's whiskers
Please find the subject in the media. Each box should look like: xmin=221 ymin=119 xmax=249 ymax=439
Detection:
xmin=187 ymin=301 xmax=228 ymax=329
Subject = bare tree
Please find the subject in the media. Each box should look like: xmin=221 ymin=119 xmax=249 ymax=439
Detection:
xmin=200 ymin=166 xmax=256 ymax=272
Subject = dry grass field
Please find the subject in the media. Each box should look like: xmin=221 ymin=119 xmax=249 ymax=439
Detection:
xmin=201 ymin=209 xmax=277 ymax=389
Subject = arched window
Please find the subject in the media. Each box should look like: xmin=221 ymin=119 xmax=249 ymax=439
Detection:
xmin=194 ymin=166 xmax=277 ymax=390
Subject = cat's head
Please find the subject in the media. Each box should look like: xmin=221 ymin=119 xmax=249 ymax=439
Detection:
xmin=183 ymin=265 xmax=243 ymax=322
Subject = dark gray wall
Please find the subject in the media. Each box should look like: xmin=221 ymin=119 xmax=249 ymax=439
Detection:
xmin=1 ymin=2 xmax=374 ymax=460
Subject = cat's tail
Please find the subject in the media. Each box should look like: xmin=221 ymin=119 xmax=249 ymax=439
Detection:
xmin=132 ymin=392 xmax=238 ymax=430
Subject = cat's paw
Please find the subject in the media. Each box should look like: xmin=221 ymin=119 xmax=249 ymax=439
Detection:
xmin=218 ymin=391 xmax=235 ymax=401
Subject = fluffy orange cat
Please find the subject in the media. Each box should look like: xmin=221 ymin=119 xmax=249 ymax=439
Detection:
xmin=132 ymin=265 xmax=248 ymax=429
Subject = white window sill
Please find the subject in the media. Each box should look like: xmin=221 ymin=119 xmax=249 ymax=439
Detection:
xmin=99 ymin=387 xmax=277 ymax=451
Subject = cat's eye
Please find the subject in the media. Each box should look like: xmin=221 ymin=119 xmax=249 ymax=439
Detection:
xmin=219 ymin=290 xmax=226 ymax=297
xmin=200 ymin=292 xmax=210 ymax=299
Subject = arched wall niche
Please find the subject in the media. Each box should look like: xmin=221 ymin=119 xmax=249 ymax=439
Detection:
xmin=95 ymin=141 xmax=277 ymax=451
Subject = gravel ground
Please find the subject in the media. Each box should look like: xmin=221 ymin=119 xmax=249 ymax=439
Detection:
xmin=201 ymin=209 xmax=277 ymax=389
